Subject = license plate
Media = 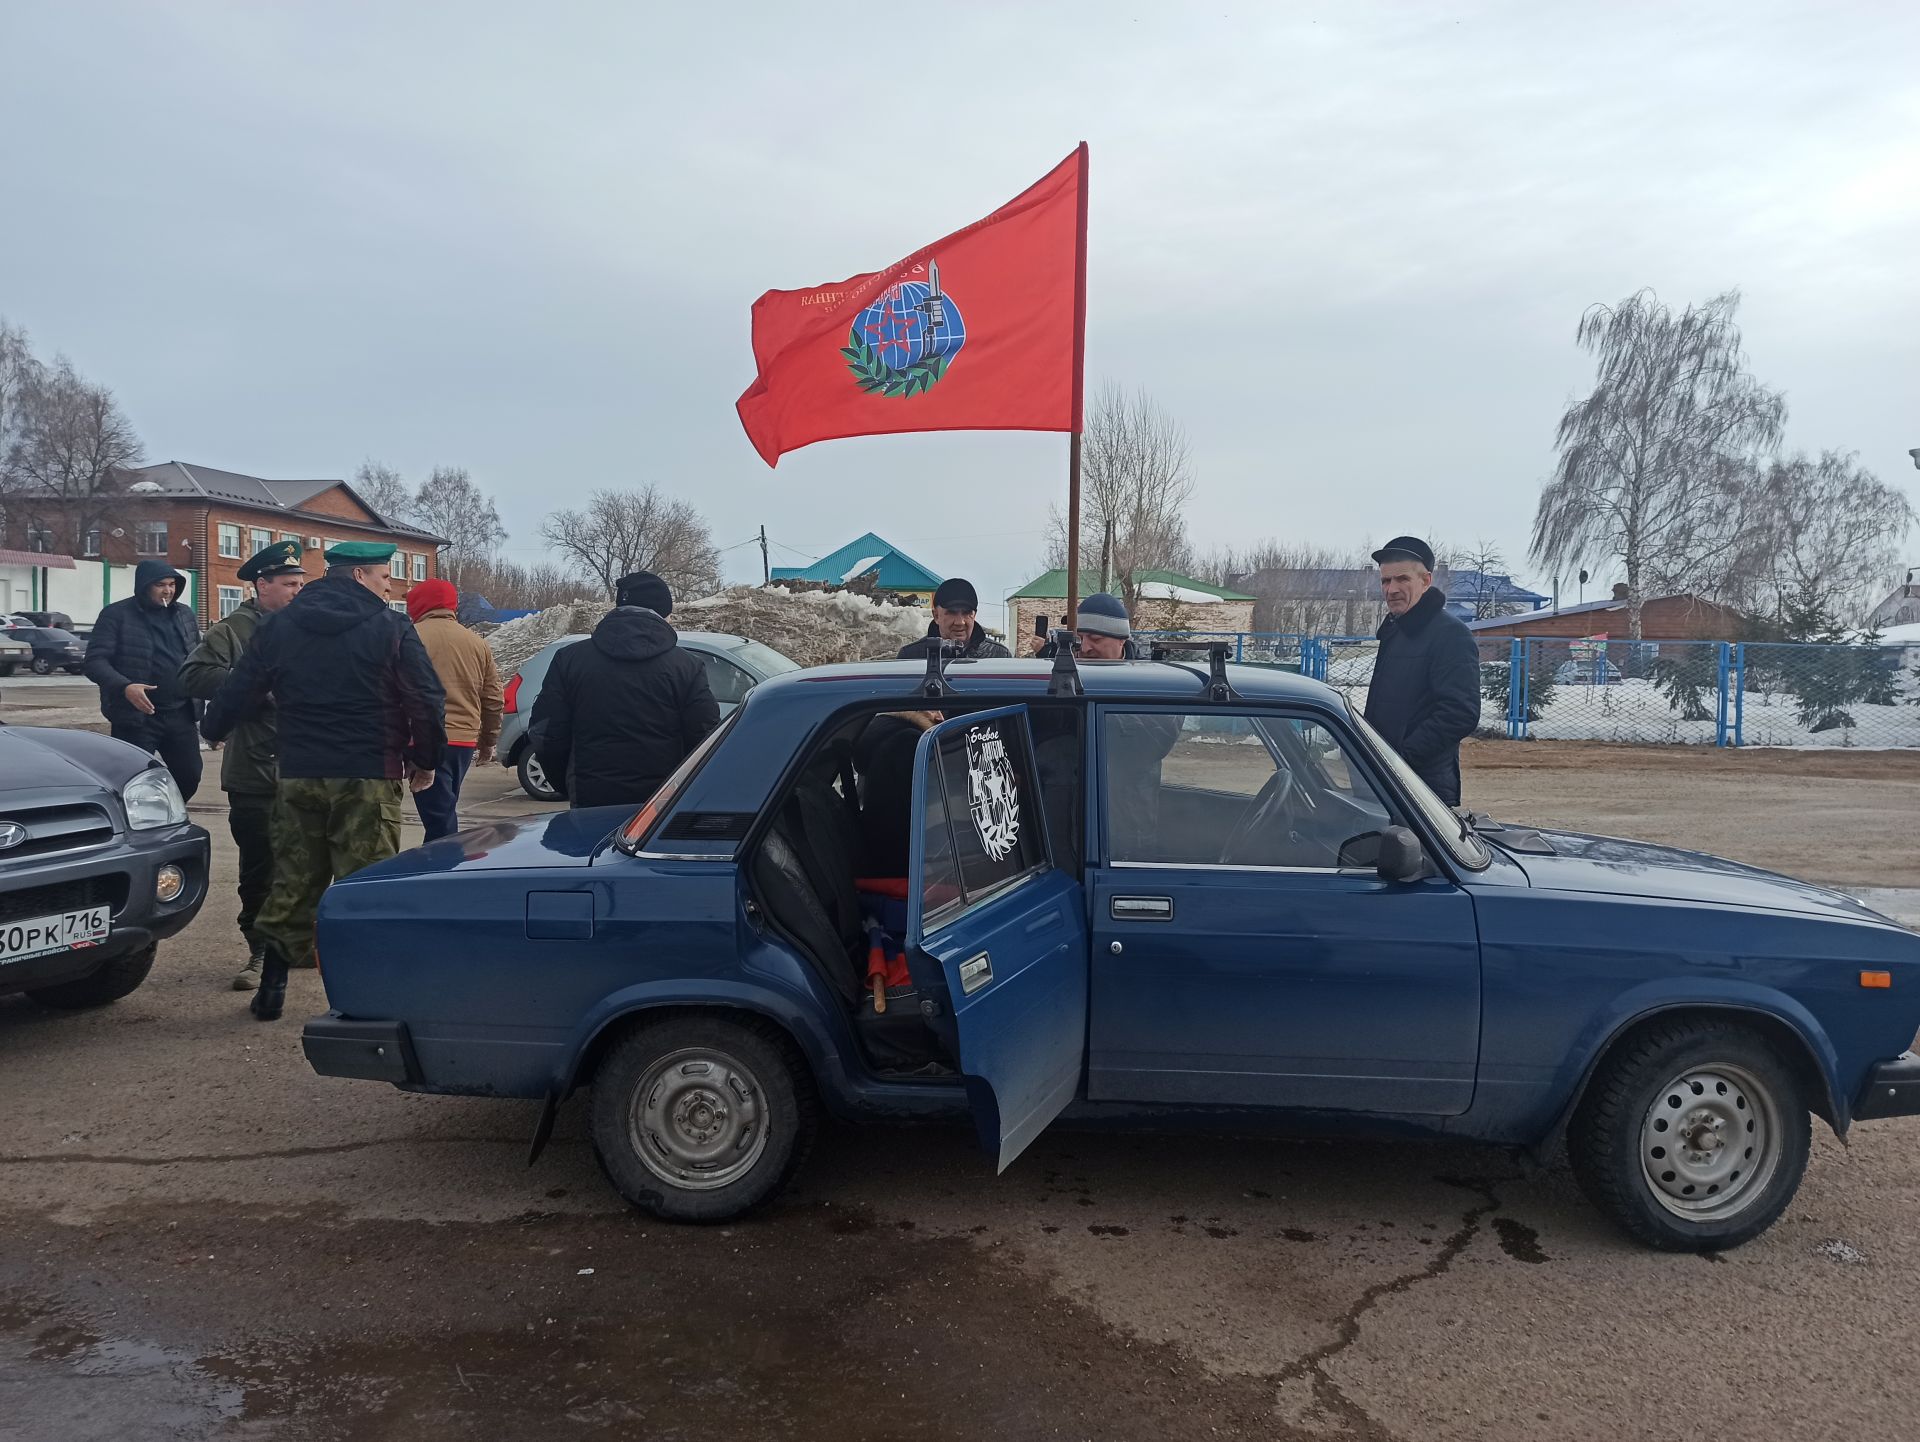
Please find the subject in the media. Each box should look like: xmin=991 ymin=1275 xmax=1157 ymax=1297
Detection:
xmin=0 ymin=906 xmax=112 ymax=964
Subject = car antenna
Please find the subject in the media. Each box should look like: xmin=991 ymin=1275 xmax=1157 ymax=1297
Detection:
xmin=919 ymin=639 xmax=962 ymax=699
xmin=1046 ymin=628 xmax=1083 ymax=697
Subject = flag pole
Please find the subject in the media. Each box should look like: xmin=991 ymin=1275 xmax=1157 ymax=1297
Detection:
xmin=1064 ymin=141 xmax=1089 ymax=629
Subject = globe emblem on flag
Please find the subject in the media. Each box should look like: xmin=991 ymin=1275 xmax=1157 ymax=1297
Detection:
xmin=842 ymin=260 xmax=966 ymax=398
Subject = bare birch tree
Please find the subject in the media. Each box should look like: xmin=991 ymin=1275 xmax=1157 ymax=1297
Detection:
xmin=1044 ymin=384 xmax=1195 ymax=609
xmin=2 ymin=356 xmax=142 ymax=553
xmin=541 ymin=486 xmax=722 ymax=601
xmin=1529 ymin=290 xmax=1785 ymax=638
xmin=411 ymin=465 xmax=507 ymax=587
xmin=351 ymin=458 xmax=416 ymax=525
xmin=1742 ymin=450 xmax=1914 ymax=627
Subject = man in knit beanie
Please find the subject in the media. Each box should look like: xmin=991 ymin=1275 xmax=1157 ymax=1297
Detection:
xmin=406 ymin=577 xmax=502 ymax=840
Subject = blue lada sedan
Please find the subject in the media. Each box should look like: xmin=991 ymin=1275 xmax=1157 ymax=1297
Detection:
xmin=301 ymin=647 xmax=1920 ymax=1250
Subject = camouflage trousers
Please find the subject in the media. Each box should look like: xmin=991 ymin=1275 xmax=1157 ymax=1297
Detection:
xmin=253 ymin=777 xmax=404 ymax=971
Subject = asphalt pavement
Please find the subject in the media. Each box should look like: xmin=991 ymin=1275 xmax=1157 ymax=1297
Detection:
xmin=4 ymin=765 xmax=1920 ymax=1440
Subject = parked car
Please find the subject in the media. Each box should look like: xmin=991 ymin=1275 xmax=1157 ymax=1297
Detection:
xmin=5 ymin=610 xmax=75 ymax=631
xmin=0 ymin=631 xmax=30 ymax=676
xmin=302 ymin=651 xmax=1920 ymax=1251
xmin=1553 ymin=658 xmax=1624 ymax=686
xmin=0 ymin=725 xmax=209 ymax=1007
xmin=7 ymin=626 xmax=89 ymax=675
xmin=498 ymin=631 xmax=799 ymax=800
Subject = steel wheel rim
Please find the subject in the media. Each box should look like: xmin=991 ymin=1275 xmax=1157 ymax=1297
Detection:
xmin=1640 ymin=1062 xmax=1780 ymax=1221
xmin=628 ymin=1047 xmax=769 ymax=1192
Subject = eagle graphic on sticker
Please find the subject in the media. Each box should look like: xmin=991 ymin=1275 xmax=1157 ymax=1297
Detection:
xmin=965 ymin=723 xmax=1020 ymax=862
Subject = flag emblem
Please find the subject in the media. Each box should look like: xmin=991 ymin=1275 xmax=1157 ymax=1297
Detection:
xmin=842 ymin=259 xmax=967 ymax=398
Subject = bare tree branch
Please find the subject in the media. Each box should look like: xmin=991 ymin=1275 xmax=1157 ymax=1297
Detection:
xmin=410 ymin=465 xmax=506 ymax=587
xmin=540 ymin=486 xmax=722 ymax=601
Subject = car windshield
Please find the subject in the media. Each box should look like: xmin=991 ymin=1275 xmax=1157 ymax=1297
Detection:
xmin=1345 ymin=702 xmax=1490 ymax=869
xmin=728 ymin=640 xmax=798 ymax=679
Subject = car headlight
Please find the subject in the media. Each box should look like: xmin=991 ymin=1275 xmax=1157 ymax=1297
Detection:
xmin=122 ymin=767 xmax=187 ymax=829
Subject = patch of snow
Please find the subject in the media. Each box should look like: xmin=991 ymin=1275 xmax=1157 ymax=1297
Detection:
xmin=838 ymin=556 xmax=884 ymax=584
xmin=1136 ymin=582 xmax=1226 ymax=605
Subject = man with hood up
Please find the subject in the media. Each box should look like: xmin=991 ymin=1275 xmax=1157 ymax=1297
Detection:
xmin=85 ymin=557 xmax=205 ymax=799
xmin=203 ymin=541 xmax=446 ymax=1021
xmin=529 ymin=570 xmax=719 ymax=810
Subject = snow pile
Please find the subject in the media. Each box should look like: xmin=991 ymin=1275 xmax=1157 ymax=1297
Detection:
xmin=486 ymin=586 xmax=929 ymax=675
xmin=677 ymin=585 xmax=927 ymax=666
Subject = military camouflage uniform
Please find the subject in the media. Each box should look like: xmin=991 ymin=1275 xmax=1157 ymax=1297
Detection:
xmin=252 ymin=777 xmax=404 ymax=971
xmin=179 ymin=599 xmax=277 ymax=962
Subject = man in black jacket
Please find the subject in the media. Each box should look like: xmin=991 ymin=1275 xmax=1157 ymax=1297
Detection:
xmin=1361 ymin=536 xmax=1482 ymax=806
xmin=84 ymin=557 xmax=205 ymax=799
xmin=530 ymin=570 xmax=719 ymax=810
xmin=896 ymin=577 xmax=1011 ymax=660
xmin=203 ymin=541 xmax=446 ymax=1020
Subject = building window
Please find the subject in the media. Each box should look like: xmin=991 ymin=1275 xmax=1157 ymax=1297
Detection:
xmin=249 ymin=527 xmax=273 ymax=553
xmin=412 ymin=552 xmax=428 ymax=582
xmin=389 ymin=551 xmax=407 ymax=579
xmin=280 ymin=532 xmax=298 ymax=543
xmin=389 ymin=600 xmax=408 ymax=614
xmin=26 ymin=522 xmax=54 ymax=553
xmin=82 ymin=528 xmax=102 ymax=557
xmin=134 ymin=522 xmax=168 ymax=555
xmin=218 ymin=585 xmax=244 ymax=618
xmin=217 ymin=524 xmax=242 ymax=559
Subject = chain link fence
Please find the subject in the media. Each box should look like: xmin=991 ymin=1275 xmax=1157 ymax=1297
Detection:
xmin=1139 ymin=631 xmax=1920 ymax=748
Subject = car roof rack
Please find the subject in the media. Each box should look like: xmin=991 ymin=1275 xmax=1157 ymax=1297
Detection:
xmin=1046 ymin=628 xmax=1083 ymax=697
xmin=919 ymin=639 xmax=963 ymax=699
xmin=1147 ymin=639 xmax=1239 ymax=702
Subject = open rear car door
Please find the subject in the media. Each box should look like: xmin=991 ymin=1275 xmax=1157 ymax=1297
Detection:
xmin=908 ymin=705 xmax=1088 ymax=1171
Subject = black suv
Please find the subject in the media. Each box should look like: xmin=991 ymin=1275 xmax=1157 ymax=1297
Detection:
xmin=0 ymin=725 xmax=208 ymax=1007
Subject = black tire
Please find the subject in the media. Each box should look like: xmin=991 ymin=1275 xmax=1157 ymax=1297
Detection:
xmin=26 ymin=944 xmax=158 ymax=1010
xmin=30 ymin=656 xmax=52 ymax=675
xmin=589 ymin=1014 xmax=816 ymax=1223
xmin=517 ymin=750 xmax=561 ymax=802
xmin=1568 ymin=1018 xmax=1811 ymax=1251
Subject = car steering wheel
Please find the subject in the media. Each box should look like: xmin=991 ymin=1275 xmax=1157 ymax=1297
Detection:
xmin=1220 ymin=768 xmax=1300 ymax=866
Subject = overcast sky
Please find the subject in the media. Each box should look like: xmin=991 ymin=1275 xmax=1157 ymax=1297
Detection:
xmin=5 ymin=1 xmax=1917 ymax=624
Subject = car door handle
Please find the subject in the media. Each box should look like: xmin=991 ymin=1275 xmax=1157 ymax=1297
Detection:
xmin=1109 ymin=895 xmax=1173 ymax=921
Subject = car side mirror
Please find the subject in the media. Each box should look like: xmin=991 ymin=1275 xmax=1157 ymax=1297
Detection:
xmin=1376 ymin=825 xmax=1426 ymax=884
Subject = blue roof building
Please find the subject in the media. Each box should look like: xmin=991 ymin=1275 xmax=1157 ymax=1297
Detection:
xmin=1443 ymin=569 xmax=1549 ymax=622
xmin=770 ymin=531 xmax=944 ymax=600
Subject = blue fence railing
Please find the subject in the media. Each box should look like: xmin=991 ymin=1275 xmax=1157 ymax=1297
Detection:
xmin=1135 ymin=632 xmax=1920 ymax=748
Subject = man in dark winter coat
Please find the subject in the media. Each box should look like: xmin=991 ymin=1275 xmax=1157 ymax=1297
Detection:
xmin=204 ymin=541 xmax=446 ymax=1020
xmin=84 ymin=557 xmax=205 ymax=799
xmin=1361 ymin=536 xmax=1481 ymax=806
xmin=896 ymin=577 xmax=1011 ymax=660
xmin=530 ymin=570 xmax=720 ymax=810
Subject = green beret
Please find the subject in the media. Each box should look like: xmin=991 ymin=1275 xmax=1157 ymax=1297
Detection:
xmin=236 ymin=539 xmax=306 ymax=581
xmin=324 ymin=540 xmax=397 ymax=565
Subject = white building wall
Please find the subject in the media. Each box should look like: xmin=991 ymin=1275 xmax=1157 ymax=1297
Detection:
xmin=0 ymin=560 xmax=199 ymax=628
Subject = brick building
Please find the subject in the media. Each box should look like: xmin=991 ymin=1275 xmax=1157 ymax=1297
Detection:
xmin=1465 ymin=584 xmax=1744 ymax=641
xmin=5 ymin=461 xmax=446 ymax=625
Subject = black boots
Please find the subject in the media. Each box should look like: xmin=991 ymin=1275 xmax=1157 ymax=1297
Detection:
xmin=250 ymin=952 xmax=289 ymax=1021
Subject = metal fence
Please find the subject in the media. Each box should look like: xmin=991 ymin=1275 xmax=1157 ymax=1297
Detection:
xmin=1137 ymin=631 xmax=1920 ymax=748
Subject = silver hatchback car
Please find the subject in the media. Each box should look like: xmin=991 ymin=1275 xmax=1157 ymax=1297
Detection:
xmin=498 ymin=631 xmax=799 ymax=800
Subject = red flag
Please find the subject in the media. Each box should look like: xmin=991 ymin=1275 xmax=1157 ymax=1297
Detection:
xmin=736 ymin=145 xmax=1088 ymax=467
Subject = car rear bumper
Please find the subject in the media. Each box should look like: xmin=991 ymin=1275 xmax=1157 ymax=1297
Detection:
xmin=303 ymin=1013 xmax=421 ymax=1084
xmin=1853 ymin=1053 xmax=1920 ymax=1120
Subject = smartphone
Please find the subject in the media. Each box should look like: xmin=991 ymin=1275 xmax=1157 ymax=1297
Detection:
xmin=1034 ymin=614 xmax=1049 ymax=638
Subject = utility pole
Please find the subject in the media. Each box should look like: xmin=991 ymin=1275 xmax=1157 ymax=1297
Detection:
xmin=758 ymin=525 xmax=769 ymax=585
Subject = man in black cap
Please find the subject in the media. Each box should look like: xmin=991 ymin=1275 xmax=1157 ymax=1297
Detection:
xmin=897 ymin=577 xmax=1010 ymax=659
xmin=530 ymin=570 xmax=720 ymax=809
xmin=84 ymin=557 xmax=205 ymax=799
xmin=179 ymin=539 xmax=309 ymax=990
xmin=1362 ymin=535 xmax=1481 ymax=806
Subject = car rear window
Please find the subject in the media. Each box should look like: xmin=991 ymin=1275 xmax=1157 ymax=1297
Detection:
xmin=615 ymin=712 xmax=740 ymax=852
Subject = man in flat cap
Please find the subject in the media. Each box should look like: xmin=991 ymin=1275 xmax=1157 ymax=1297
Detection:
xmin=530 ymin=569 xmax=718 ymax=810
xmin=204 ymin=540 xmax=446 ymax=1020
xmin=179 ymin=539 xmax=309 ymax=990
xmin=1363 ymin=535 xmax=1481 ymax=806
xmin=896 ymin=577 xmax=1011 ymax=659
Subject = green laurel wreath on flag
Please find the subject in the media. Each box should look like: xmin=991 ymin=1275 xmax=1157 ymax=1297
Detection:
xmin=842 ymin=326 xmax=950 ymax=398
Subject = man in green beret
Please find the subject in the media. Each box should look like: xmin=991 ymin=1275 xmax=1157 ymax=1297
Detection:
xmin=204 ymin=539 xmax=446 ymax=1020
xmin=179 ymin=539 xmax=310 ymax=990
